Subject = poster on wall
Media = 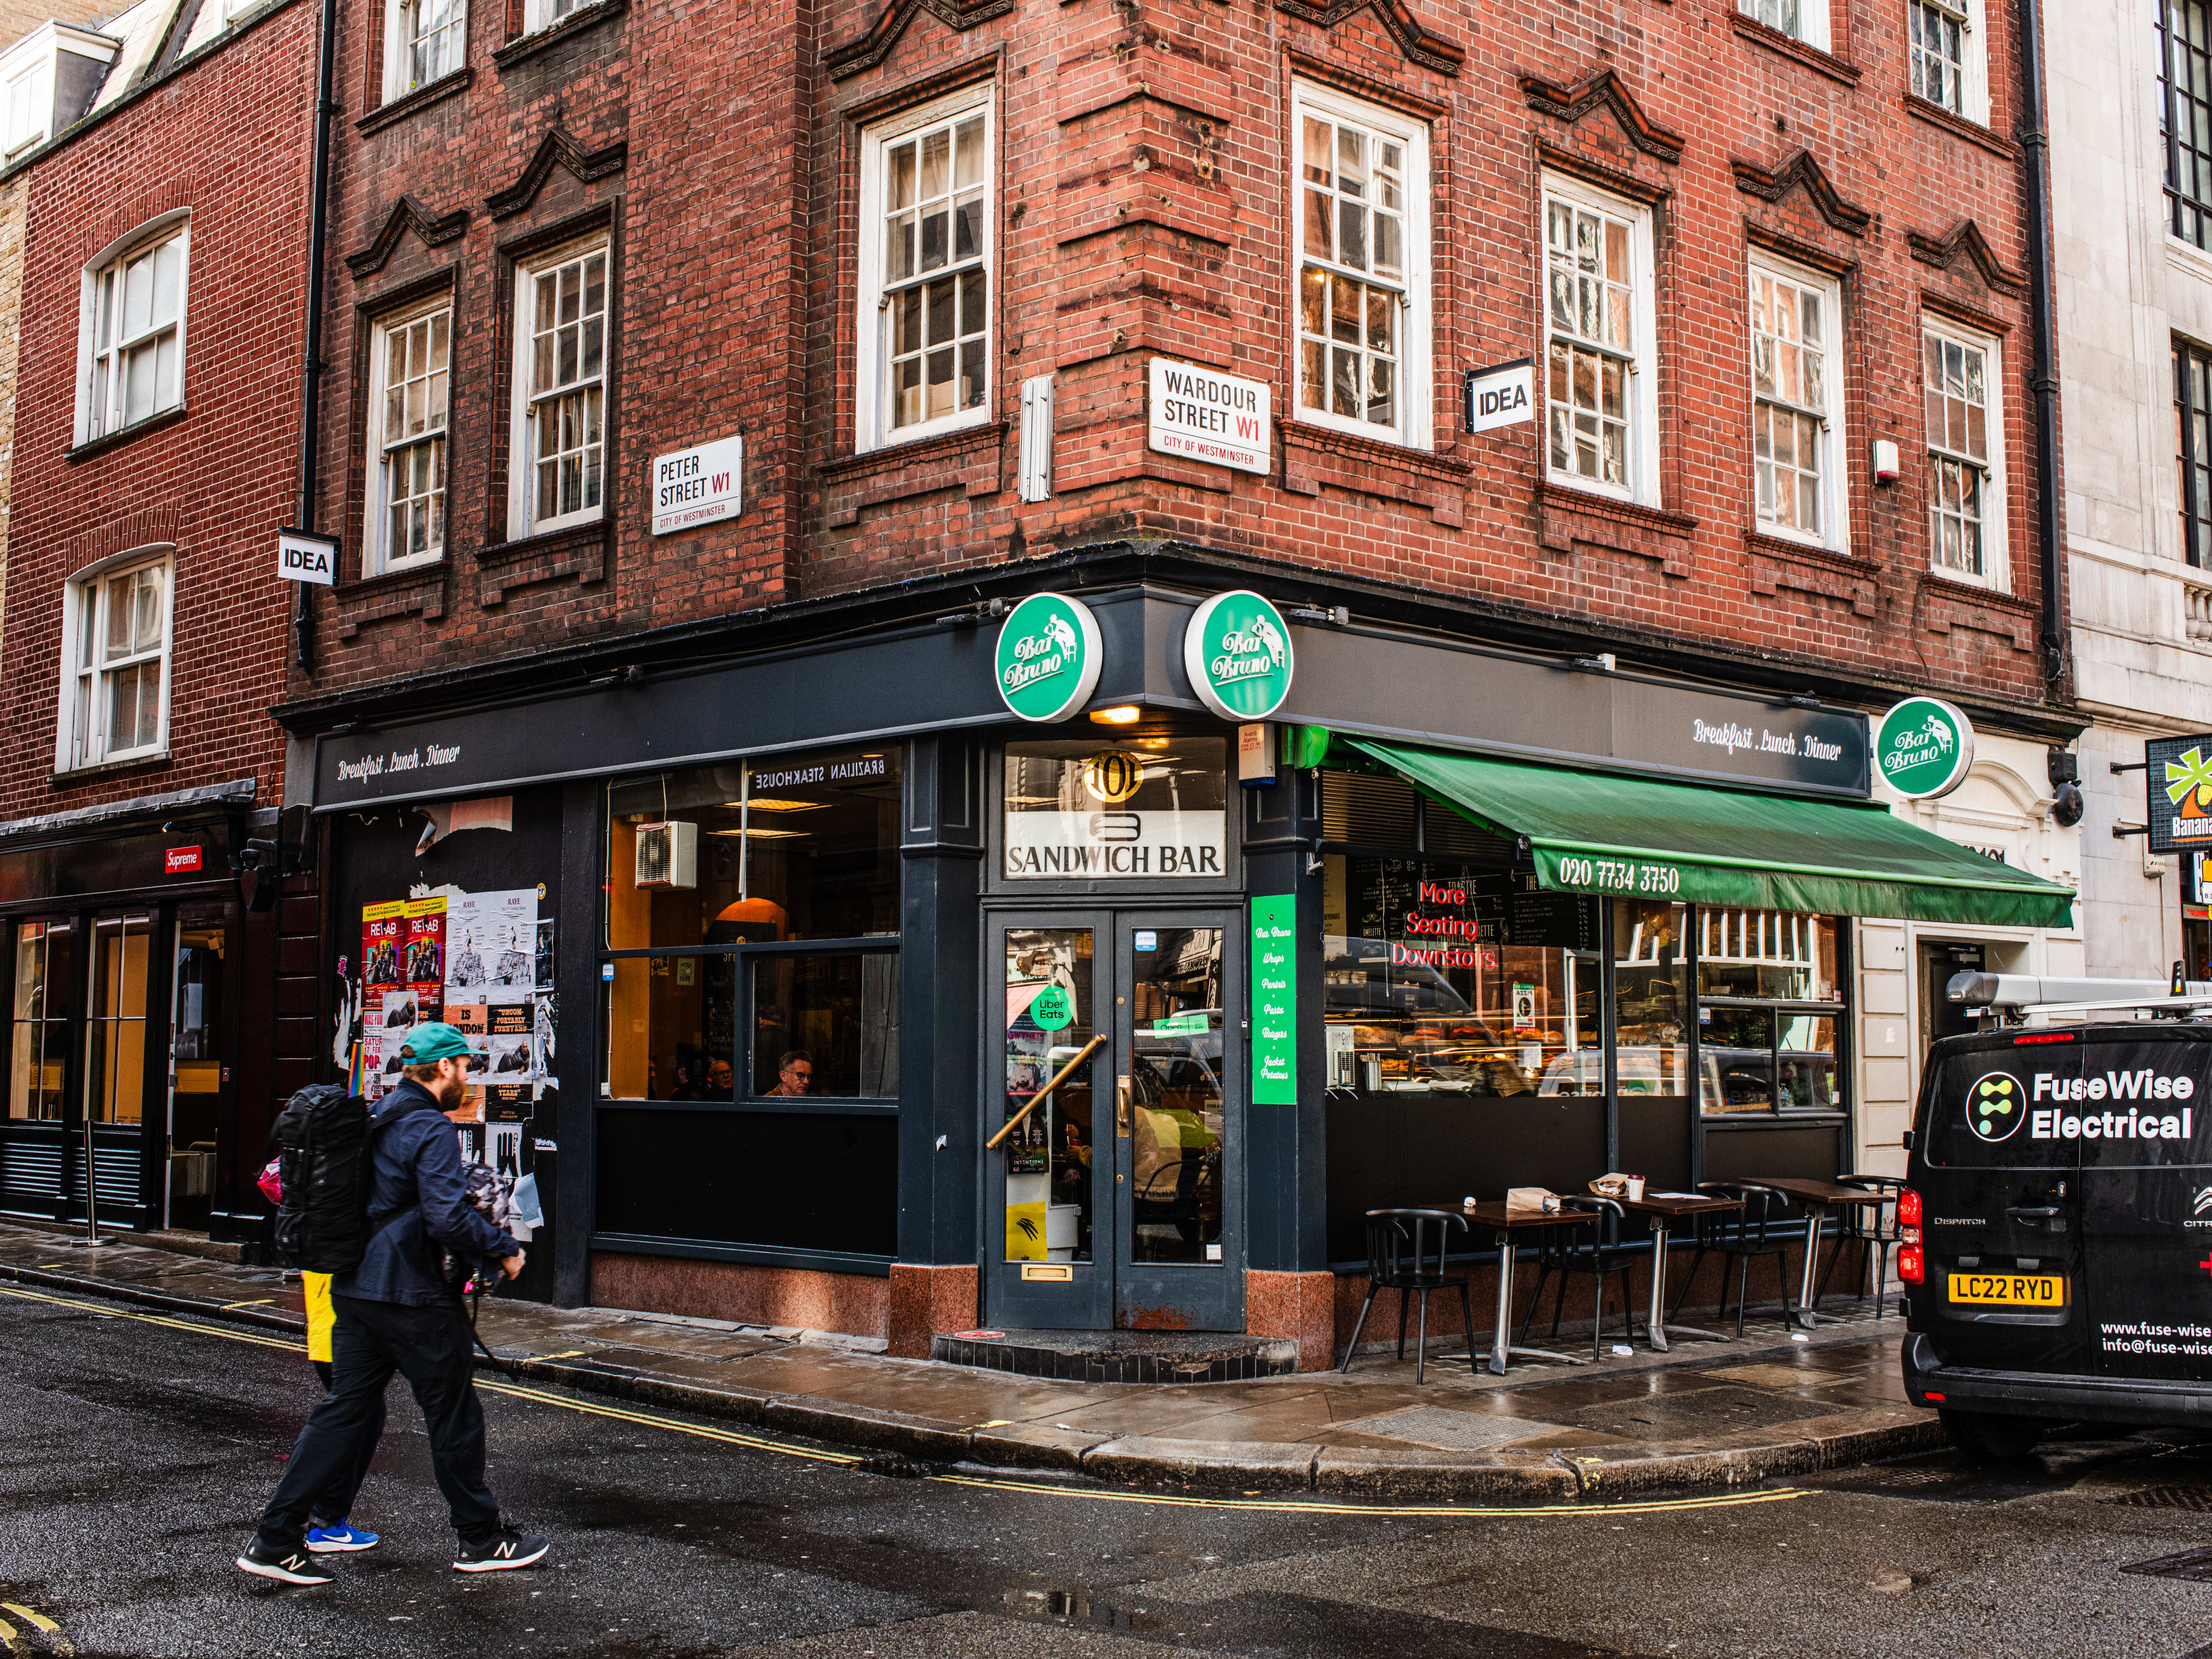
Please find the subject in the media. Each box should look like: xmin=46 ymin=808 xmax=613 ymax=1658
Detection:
xmin=446 ymin=889 xmax=537 ymax=991
xmin=403 ymin=897 xmax=446 ymax=1019
xmin=361 ymin=902 xmax=407 ymax=1099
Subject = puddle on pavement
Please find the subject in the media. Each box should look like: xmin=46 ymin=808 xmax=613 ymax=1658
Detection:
xmin=999 ymin=1586 xmax=1169 ymax=1630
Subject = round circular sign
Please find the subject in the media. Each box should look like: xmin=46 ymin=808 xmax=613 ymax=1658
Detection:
xmin=1183 ymin=590 xmax=1294 ymax=721
xmin=1028 ymin=984 xmax=1074 ymax=1031
xmin=995 ymin=594 xmax=1103 ymax=723
xmin=1083 ymin=750 xmax=1146 ymax=804
xmin=1965 ymin=1071 xmax=2024 ymax=1143
xmin=1874 ymin=696 xmax=1976 ymax=800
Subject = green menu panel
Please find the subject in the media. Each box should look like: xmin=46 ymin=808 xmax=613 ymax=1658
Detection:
xmin=1251 ymin=893 xmax=1296 ymax=1104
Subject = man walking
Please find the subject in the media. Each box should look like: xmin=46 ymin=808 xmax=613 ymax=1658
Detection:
xmin=237 ymin=1023 xmax=547 ymax=1585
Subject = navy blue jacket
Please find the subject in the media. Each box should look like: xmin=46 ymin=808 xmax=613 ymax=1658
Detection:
xmin=335 ymin=1080 xmax=514 ymax=1306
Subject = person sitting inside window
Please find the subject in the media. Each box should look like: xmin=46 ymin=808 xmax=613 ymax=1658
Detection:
xmin=768 ymin=1050 xmax=813 ymax=1096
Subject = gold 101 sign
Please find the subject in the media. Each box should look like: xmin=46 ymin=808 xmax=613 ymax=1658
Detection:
xmin=1084 ymin=751 xmax=1147 ymax=804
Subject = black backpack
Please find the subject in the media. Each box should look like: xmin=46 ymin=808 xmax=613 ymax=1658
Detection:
xmin=272 ymin=1084 xmax=391 ymax=1273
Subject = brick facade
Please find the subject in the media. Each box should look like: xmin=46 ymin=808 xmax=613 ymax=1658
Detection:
xmin=0 ymin=0 xmax=314 ymax=823
xmin=299 ymin=0 xmax=2058 ymax=722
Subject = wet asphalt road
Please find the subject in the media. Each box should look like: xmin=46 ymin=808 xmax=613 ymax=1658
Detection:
xmin=6 ymin=1287 xmax=2212 ymax=1658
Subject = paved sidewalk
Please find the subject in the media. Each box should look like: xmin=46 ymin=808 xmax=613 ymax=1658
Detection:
xmin=0 ymin=1221 xmax=1944 ymax=1499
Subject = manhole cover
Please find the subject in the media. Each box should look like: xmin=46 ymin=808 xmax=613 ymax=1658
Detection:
xmin=1344 ymin=1405 xmax=1565 ymax=1452
xmin=2123 ymin=1546 xmax=2212 ymax=1581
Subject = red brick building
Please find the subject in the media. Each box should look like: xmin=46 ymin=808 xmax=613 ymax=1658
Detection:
xmin=63 ymin=0 xmax=2070 ymax=1357
xmin=0 ymin=0 xmax=321 ymax=1246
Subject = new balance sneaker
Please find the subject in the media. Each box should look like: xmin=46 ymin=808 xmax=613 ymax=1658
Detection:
xmin=453 ymin=1528 xmax=550 ymax=1573
xmin=236 ymin=1540 xmax=336 ymax=1586
xmin=305 ymin=1520 xmax=381 ymax=1554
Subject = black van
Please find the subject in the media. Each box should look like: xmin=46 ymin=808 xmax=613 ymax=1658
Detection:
xmin=1902 ymin=1021 xmax=2212 ymax=1456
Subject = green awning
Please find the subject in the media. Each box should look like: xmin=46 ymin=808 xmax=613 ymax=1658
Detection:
xmin=1340 ymin=736 xmax=2077 ymax=929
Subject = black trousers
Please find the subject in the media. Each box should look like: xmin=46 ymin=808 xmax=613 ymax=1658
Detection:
xmin=256 ymin=1294 xmax=499 ymax=1551
xmin=305 ymin=1359 xmax=386 ymax=1527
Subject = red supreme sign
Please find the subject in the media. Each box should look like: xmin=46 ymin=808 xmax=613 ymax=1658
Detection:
xmin=164 ymin=847 xmax=203 ymax=874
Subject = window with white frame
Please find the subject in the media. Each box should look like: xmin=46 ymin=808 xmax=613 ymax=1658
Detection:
xmin=383 ymin=0 xmax=465 ymax=99
xmin=1749 ymin=256 xmax=1844 ymax=545
xmin=524 ymin=0 xmax=585 ymax=30
xmin=57 ymin=552 xmax=173 ymax=772
xmin=1290 ymin=84 xmax=1431 ymax=448
xmin=4 ymin=58 xmax=48 ymax=157
xmin=855 ymin=89 xmax=991 ymax=452
xmin=509 ymin=239 xmax=607 ymax=537
xmin=368 ymin=300 xmax=450 ymax=570
xmin=1541 ymin=176 xmax=1658 ymax=503
xmin=1738 ymin=0 xmax=1830 ymax=48
xmin=1908 ymin=0 xmax=1976 ymax=114
xmin=80 ymin=221 xmax=188 ymax=445
xmin=1923 ymin=321 xmax=2007 ymax=586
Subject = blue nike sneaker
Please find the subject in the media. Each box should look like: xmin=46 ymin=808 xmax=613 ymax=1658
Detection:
xmin=304 ymin=1520 xmax=381 ymax=1554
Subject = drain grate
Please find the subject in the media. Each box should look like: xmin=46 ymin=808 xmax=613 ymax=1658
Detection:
xmin=2102 ymin=1485 xmax=2212 ymax=1511
xmin=2122 ymin=1545 xmax=2212 ymax=1581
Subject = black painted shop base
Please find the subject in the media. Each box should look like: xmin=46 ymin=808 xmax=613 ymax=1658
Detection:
xmin=931 ymin=1328 xmax=1299 ymax=1383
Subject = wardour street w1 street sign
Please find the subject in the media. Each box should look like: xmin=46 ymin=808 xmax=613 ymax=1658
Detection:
xmin=1874 ymin=696 xmax=1975 ymax=800
xmin=995 ymin=593 xmax=1103 ymax=722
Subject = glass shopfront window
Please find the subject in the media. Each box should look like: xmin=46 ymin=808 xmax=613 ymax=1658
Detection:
xmin=596 ymin=744 xmax=904 ymax=1267
xmin=9 ymin=921 xmax=72 ymax=1122
xmin=1697 ymin=908 xmax=1843 ymax=1116
xmin=1314 ymin=772 xmax=1856 ymax=1259
xmin=1003 ymin=736 xmax=1229 ymax=880
xmin=1320 ymin=854 xmax=1605 ymax=1259
xmin=602 ymin=746 xmax=902 ymax=1104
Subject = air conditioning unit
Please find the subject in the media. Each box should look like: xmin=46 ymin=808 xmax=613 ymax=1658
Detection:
xmin=634 ymin=821 xmax=698 ymax=889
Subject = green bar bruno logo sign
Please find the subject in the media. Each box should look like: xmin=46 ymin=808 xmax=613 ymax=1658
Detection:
xmin=1873 ymin=696 xmax=1975 ymax=800
xmin=1183 ymin=590 xmax=1294 ymax=721
xmin=995 ymin=593 xmax=1103 ymax=722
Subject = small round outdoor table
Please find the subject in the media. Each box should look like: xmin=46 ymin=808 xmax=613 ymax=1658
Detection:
xmin=1432 ymin=1202 xmax=1597 ymax=1376
xmin=1618 ymin=1190 xmax=1744 ymax=1351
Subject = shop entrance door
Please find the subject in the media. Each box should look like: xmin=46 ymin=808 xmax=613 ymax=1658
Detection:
xmin=987 ymin=910 xmax=1244 ymax=1331
xmin=164 ymin=907 xmax=229 ymax=1230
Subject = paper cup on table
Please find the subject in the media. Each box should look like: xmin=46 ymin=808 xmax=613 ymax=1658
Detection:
xmin=1626 ymin=1176 xmax=1647 ymax=1202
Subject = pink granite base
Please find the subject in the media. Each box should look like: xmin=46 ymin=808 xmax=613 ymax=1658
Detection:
xmin=1245 ymin=1268 xmax=1339 ymax=1371
xmin=886 ymin=1262 xmax=980 ymax=1358
xmin=589 ymin=1252 xmax=889 ymax=1336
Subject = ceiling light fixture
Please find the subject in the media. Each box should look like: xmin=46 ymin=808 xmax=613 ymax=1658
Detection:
xmin=1089 ymin=706 xmax=1142 ymax=725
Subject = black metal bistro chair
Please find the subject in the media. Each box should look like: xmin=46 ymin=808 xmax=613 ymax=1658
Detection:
xmin=1671 ymin=1181 xmax=1797 ymax=1338
xmin=1516 ymin=1195 xmax=1634 ymax=1361
xmin=1815 ymin=1174 xmax=1907 ymax=1317
xmin=1339 ymin=1209 xmax=1476 ymax=1384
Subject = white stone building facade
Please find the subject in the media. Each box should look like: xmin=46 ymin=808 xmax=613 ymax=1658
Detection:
xmin=2048 ymin=0 xmax=2212 ymax=982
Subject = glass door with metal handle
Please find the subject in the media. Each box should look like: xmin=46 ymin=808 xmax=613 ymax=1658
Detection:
xmin=1111 ymin=914 xmax=1244 ymax=1332
xmin=988 ymin=914 xmax=1112 ymax=1330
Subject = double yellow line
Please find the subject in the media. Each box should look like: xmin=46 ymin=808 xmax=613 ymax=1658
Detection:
xmin=0 ymin=1281 xmax=1811 ymax=1521
xmin=0 ymin=1595 xmax=69 ymax=1656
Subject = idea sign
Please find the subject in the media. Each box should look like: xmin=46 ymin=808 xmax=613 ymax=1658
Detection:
xmin=1463 ymin=358 xmax=1535 ymax=433
xmin=275 ymin=529 xmax=336 ymax=585
xmin=651 ymin=435 xmax=744 ymax=536
xmin=1147 ymin=358 xmax=1270 ymax=475
xmin=1184 ymin=590 xmax=1294 ymax=721
xmin=994 ymin=593 xmax=1103 ymax=722
xmin=1874 ymin=697 xmax=1975 ymax=800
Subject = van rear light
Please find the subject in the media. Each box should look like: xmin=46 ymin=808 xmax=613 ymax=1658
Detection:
xmin=1899 ymin=1243 xmax=1925 ymax=1283
xmin=1924 ymin=1391 xmax=1946 ymax=1402
xmin=1898 ymin=1187 xmax=1922 ymax=1227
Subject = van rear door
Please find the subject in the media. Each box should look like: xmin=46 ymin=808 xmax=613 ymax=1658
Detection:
xmin=2077 ymin=1028 xmax=2212 ymax=1384
xmin=1914 ymin=1032 xmax=2087 ymax=1377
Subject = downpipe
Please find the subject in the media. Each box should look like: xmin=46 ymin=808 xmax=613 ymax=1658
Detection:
xmin=2016 ymin=0 xmax=2065 ymax=687
xmin=293 ymin=0 xmax=338 ymax=673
